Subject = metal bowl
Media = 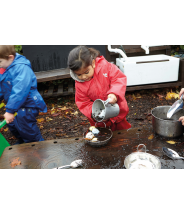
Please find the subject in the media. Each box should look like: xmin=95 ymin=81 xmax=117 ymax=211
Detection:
xmin=124 ymin=144 xmax=161 ymax=169
xmin=83 ymin=127 xmax=113 ymax=147
xmin=151 ymin=106 xmax=184 ymax=138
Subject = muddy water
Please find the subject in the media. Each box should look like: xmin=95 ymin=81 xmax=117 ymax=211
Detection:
xmin=84 ymin=127 xmax=112 ymax=147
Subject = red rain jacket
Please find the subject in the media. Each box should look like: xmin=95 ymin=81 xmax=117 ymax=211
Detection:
xmin=75 ymin=56 xmax=131 ymax=130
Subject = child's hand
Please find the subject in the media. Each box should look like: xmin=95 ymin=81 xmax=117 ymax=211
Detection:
xmin=179 ymin=88 xmax=184 ymax=99
xmin=4 ymin=112 xmax=15 ymax=124
xmin=179 ymin=116 xmax=184 ymax=126
xmin=108 ymin=94 xmax=117 ymax=104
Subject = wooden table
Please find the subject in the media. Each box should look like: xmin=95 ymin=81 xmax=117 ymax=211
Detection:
xmin=1 ymin=126 xmax=184 ymax=169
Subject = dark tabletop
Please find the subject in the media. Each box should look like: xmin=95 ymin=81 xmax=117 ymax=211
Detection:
xmin=0 ymin=126 xmax=184 ymax=169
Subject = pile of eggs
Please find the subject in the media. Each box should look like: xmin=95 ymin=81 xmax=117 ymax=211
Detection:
xmin=85 ymin=126 xmax=100 ymax=142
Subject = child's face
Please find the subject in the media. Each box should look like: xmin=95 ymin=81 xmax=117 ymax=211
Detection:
xmin=74 ymin=60 xmax=95 ymax=81
xmin=0 ymin=55 xmax=14 ymax=69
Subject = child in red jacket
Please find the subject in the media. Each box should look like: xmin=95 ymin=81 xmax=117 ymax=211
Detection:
xmin=68 ymin=45 xmax=131 ymax=131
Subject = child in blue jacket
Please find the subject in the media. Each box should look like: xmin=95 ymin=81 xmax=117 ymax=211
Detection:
xmin=0 ymin=45 xmax=47 ymax=144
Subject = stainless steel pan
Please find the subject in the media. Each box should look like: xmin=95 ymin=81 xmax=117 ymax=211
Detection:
xmin=124 ymin=144 xmax=161 ymax=169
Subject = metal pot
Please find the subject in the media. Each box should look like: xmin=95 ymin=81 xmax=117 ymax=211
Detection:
xmin=92 ymin=99 xmax=120 ymax=122
xmin=151 ymin=106 xmax=184 ymax=138
xmin=124 ymin=144 xmax=161 ymax=169
xmin=83 ymin=123 xmax=113 ymax=147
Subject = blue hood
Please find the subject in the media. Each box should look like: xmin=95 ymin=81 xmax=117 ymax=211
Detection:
xmin=0 ymin=53 xmax=47 ymax=113
xmin=6 ymin=53 xmax=31 ymax=71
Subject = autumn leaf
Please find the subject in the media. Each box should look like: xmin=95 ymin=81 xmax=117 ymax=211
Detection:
xmin=51 ymin=110 xmax=56 ymax=115
xmin=166 ymin=92 xmax=179 ymax=100
xmin=9 ymin=136 xmax=17 ymax=140
xmin=131 ymin=94 xmax=142 ymax=100
xmin=60 ymin=106 xmax=68 ymax=110
xmin=136 ymin=95 xmax=142 ymax=99
xmin=132 ymin=94 xmax=137 ymax=100
xmin=51 ymin=113 xmax=61 ymax=117
xmin=37 ymin=118 xmax=45 ymax=123
xmin=148 ymin=134 xmax=154 ymax=140
xmin=10 ymin=157 xmax=21 ymax=168
xmin=166 ymin=141 xmax=177 ymax=144
xmin=3 ymin=128 xmax=8 ymax=132
xmin=79 ymin=122 xmax=89 ymax=125
xmin=157 ymin=94 xmax=164 ymax=100
xmin=46 ymin=117 xmax=53 ymax=121
xmin=39 ymin=112 xmax=48 ymax=116
xmin=71 ymin=111 xmax=78 ymax=115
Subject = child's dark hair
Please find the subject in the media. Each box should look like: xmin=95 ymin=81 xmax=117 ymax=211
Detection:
xmin=0 ymin=45 xmax=16 ymax=59
xmin=68 ymin=46 xmax=101 ymax=71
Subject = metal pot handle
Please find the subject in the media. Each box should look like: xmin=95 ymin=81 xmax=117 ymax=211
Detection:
xmin=95 ymin=122 xmax=106 ymax=128
xmin=137 ymin=144 xmax=146 ymax=153
xmin=104 ymin=98 xmax=111 ymax=106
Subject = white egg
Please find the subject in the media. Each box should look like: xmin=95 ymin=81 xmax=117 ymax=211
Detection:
xmin=92 ymin=128 xmax=100 ymax=135
xmin=89 ymin=126 xmax=96 ymax=131
xmin=91 ymin=138 xmax=98 ymax=142
xmin=86 ymin=132 xmax=94 ymax=140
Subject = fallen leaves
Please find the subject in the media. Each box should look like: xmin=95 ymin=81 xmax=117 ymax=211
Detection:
xmin=148 ymin=134 xmax=154 ymax=140
xmin=166 ymin=92 xmax=179 ymax=100
xmin=51 ymin=113 xmax=61 ymax=117
xmin=46 ymin=117 xmax=53 ymax=122
xmin=60 ymin=106 xmax=68 ymax=111
xmin=71 ymin=111 xmax=78 ymax=115
xmin=157 ymin=94 xmax=164 ymax=100
xmin=3 ymin=128 xmax=8 ymax=132
xmin=79 ymin=122 xmax=89 ymax=125
xmin=37 ymin=118 xmax=45 ymax=123
xmin=126 ymin=94 xmax=142 ymax=101
xmin=10 ymin=157 xmax=21 ymax=168
xmin=166 ymin=140 xmax=177 ymax=144
xmin=9 ymin=136 xmax=17 ymax=140
xmin=39 ymin=112 xmax=48 ymax=116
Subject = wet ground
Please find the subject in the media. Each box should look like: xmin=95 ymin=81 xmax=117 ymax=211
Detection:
xmin=1 ymin=126 xmax=184 ymax=169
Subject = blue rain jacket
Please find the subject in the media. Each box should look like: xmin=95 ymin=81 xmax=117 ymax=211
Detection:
xmin=0 ymin=53 xmax=47 ymax=114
